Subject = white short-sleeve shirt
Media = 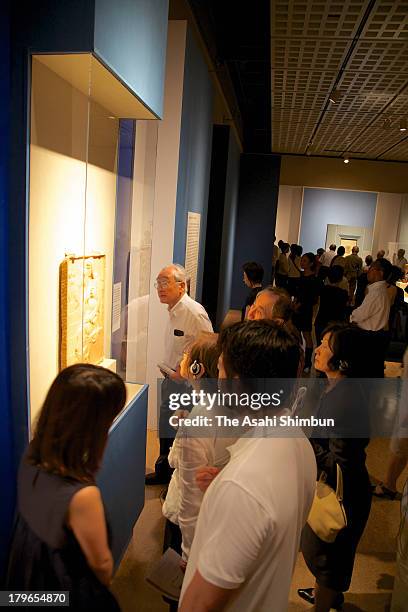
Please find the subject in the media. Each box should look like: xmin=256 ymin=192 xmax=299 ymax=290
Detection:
xmin=179 ymin=431 xmax=317 ymax=611
xmin=163 ymin=293 xmax=213 ymax=369
xmin=350 ymin=280 xmax=390 ymax=331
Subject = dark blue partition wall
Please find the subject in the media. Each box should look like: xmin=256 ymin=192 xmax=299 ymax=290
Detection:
xmin=172 ymin=26 xmax=213 ymax=302
xmin=0 ymin=0 xmax=16 ymax=581
xmin=231 ymin=154 xmax=281 ymax=309
xmin=217 ymin=131 xmax=240 ymax=326
xmin=201 ymin=126 xmax=240 ymax=328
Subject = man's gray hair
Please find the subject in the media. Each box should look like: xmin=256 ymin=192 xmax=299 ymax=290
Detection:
xmin=256 ymin=286 xmax=292 ymax=321
xmin=170 ymin=263 xmax=187 ymax=283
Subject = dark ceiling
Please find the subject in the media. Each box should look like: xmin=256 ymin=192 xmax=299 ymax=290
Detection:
xmin=187 ymin=0 xmax=271 ymax=153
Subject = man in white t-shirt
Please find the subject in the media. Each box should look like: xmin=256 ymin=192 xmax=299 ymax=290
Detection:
xmin=146 ymin=264 xmax=213 ymax=485
xmin=318 ymin=244 xmax=337 ymax=281
xmin=179 ymin=320 xmax=316 ymax=611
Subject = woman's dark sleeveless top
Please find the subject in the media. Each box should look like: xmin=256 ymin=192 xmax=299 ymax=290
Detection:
xmin=6 ymin=456 xmax=120 ymax=611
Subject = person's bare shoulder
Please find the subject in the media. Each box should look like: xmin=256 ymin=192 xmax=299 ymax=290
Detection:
xmin=68 ymin=486 xmax=101 ymax=518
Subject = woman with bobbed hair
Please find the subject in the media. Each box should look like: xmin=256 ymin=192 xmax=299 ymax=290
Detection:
xmin=162 ymin=332 xmax=237 ymax=583
xmin=299 ymin=324 xmax=373 ymax=611
xmin=6 ymin=364 xmax=126 ymax=610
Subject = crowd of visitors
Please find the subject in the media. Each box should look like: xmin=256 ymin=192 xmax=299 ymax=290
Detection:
xmin=5 ymin=245 xmax=408 ymax=611
xmin=250 ymin=242 xmax=407 ymax=376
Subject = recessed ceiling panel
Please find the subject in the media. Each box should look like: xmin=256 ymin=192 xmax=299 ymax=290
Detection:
xmin=271 ymin=38 xmax=350 ymax=71
xmin=271 ymin=0 xmax=408 ymax=161
xmin=380 ymin=139 xmax=408 ymax=160
xmin=350 ymin=125 xmax=408 ymax=157
xmin=271 ymin=0 xmax=370 ymax=39
xmin=346 ymin=40 xmax=408 ymax=73
xmin=360 ymin=0 xmax=408 ymax=39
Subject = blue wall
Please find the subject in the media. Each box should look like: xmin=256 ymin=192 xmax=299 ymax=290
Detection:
xmin=12 ymin=0 xmax=95 ymax=53
xmin=217 ymin=130 xmax=240 ymax=326
xmin=172 ymin=26 xmax=214 ymax=302
xmin=300 ymin=188 xmax=378 ymax=253
xmin=0 ymin=0 xmax=16 ymax=580
xmin=231 ymin=155 xmax=281 ymax=309
xmin=94 ymin=0 xmax=169 ymax=118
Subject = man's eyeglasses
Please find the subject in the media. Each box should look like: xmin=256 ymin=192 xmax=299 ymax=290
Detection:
xmin=154 ymin=279 xmax=183 ymax=289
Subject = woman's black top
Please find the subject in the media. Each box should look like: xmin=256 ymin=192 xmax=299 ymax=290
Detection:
xmin=315 ymin=284 xmax=348 ymax=328
xmin=241 ymin=285 xmax=263 ymax=321
xmin=6 ymin=455 xmax=120 ymax=611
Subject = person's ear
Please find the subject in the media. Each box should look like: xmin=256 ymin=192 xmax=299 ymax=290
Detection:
xmin=247 ymin=304 xmax=256 ymax=320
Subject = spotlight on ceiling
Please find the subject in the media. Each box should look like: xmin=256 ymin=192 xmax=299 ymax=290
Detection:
xmin=383 ymin=117 xmax=391 ymax=129
xmin=400 ymin=118 xmax=407 ymax=132
xmin=329 ymin=89 xmax=340 ymax=104
xmin=343 ymin=155 xmax=350 ymax=164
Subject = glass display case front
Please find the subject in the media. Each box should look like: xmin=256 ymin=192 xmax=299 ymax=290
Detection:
xmin=28 ymin=54 xmax=158 ymax=424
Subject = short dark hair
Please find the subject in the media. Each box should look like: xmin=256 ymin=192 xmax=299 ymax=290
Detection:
xmin=372 ymin=257 xmax=392 ymax=280
xmin=220 ymin=320 xmax=300 ymax=379
xmin=337 ymin=246 xmax=345 ymax=256
xmin=317 ymin=248 xmax=325 ymax=256
xmin=28 ymin=364 xmax=126 ymax=481
xmin=243 ymin=261 xmax=264 ymax=284
xmin=365 ymin=255 xmax=373 ymax=266
xmin=302 ymin=251 xmax=316 ymax=270
xmin=328 ymin=265 xmax=344 ymax=284
xmin=388 ymin=265 xmax=404 ymax=284
xmin=329 ymin=244 xmax=336 ymax=251
xmin=323 ymin=323 xmax=375 ymax=377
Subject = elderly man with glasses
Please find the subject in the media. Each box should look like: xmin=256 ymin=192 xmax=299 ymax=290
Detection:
xmin=146 ymin=264 xmax=213 ymax=485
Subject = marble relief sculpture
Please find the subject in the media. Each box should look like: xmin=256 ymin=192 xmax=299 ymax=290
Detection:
xmin=60 ymin=254 xmax=105 ymax=369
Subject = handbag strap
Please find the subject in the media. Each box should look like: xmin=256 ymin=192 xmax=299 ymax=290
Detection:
xmin=335 ymin=463 xmax=344 ymax=502
xmin=318 ymin=464 xmax=344 ymax=502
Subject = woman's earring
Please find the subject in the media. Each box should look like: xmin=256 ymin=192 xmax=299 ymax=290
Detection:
xmin=190 ymin=360 xmax=202 ymax=378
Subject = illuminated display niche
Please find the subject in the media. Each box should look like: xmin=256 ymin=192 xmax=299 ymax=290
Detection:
xmin=28 ymin=54 xmax=158 ymax=424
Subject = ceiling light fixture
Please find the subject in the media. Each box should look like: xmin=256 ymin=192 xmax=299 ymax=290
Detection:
xmin=329 ymin=89 xmax=340 ymax=104
xmin=343 ymin=155 xmax=350 ymax=164
xmin=383 ymin=117 xmax=391 ymax=129
xmin=400 ymin=118 xmax=407 ymax=132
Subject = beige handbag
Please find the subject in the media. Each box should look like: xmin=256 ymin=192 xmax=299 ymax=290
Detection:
xmin=307 ymin=464 xmax=347 ymax=543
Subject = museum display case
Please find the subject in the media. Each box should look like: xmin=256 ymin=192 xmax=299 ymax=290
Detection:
xmin=28 ymin=54 xmax=158 ymax=425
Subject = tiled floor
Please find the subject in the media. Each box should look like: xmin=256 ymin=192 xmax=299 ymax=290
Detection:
xmin=112 ymin=360 xmax=407 ymax=611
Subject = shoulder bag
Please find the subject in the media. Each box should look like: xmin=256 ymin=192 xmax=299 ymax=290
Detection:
xmin=307 ymin=463 xmax=347 ymax=543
